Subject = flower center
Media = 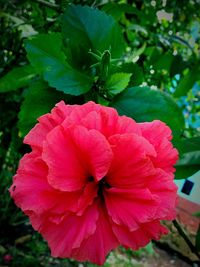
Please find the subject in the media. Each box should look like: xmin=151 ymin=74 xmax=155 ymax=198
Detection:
xmin=98 ymin=178 xmax=111 ymax=200
xmin=88 ymin=176 xmax=111 ymax=200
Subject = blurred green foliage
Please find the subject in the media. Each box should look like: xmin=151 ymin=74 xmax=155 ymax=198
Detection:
xmin=0 ymin=0 xmax=200 ymax=266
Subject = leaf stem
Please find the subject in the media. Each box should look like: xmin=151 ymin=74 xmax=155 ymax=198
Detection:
xmin=172 ymin=219 xmax=200 ymax=260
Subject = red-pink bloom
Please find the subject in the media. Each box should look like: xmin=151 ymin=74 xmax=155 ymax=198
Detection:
xmin=3 ymin=254 xmax=13 ymax=263
xmin=9 ymin=101 xmax=178 ymax=265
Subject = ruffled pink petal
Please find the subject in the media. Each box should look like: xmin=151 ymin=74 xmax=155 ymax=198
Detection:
xmin=24 ymin=101 xmax=76 ymax=151
xmin=142 ymin=220 xmax=169 ymax=240
xmin=114 ymin=115 xmax=142 ymax=136
xmin=61 ymin=101 xmax=141 ymax=140
xmin=69 ymin=125 xmax=113 ymax=181
xmin=112 ymin=224 xmax=150 ymax=250
xmin=43 ymin=125 xmax=87 ymax=191
xmin=97 ymin=106 xmax=119 ymax=134
xmin=112 ymin=220 xmax=168 ymax=250
xmin=77 ymin=181 xmax=98 ymax=215
xmin=147 ymin=169 xmax=178 ymax=220
xmin=9 ymin=153 xmax=56 ymax=213
xmin=43 ymin=124 xmax=113 ymax=191
xmin=71 ymin=202 xmax=118 ymax=265
xmin=104 ymin=187 xmax=160 ymax=231
xmin=62 ymin=101 xmax=102 ymax=126
xmin=139 ymin=120 xmax=178 ymax=173
xmin=62 ymin=102 xmax=119 ymax=137
xmin=80 ymin=111 xmax=102 ymax=132
xmin=81 ymin=110 xmax=142 ymax=138
xmin=106 ymin=134 xmax=156 ymax=188
xmin=9 ymin=152 xmax=82 ymax=214
xmin=29 ymin=204 xmax=99 ymax=257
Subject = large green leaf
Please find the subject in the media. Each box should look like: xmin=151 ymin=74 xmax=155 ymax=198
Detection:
xmin=25 ymin=33 xmax=93 ymax=96
xmin=175 ymin=166 xmax=200 ymax=179
xmin=61 ymin=4 xmax=125 ymax=67
xmin=0 ymin=65 xmax=36 ymax=92
xmin=176 ymin=151 xmax=200 ymax=165
xmin=18 ymin=79 xmax=67 ymax=136
xmin=180 ymin=137 xmax=200 ymax=153
xmin=110 ymin=86 xmax=185 ymax=140
xmin=175 ymin=151 xmax=200 ymax=179
xmin=174 ymin=67 xmax=199 ymax=97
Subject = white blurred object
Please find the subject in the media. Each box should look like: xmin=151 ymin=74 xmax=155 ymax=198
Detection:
xmin=175 ymin=171 xmax=200 ymax=205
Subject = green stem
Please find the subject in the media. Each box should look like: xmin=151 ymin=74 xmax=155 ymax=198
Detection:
xmin=172 ymin=219 xmax=200 ymax=260
xmin=84 ymin=85 xmax=98 ymax=103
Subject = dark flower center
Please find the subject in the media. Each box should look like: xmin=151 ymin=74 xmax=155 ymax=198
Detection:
xmin=98 ymin=178 xmax=111 ymax=200
xmin=88 ymin=176 xmax=111 ymax=200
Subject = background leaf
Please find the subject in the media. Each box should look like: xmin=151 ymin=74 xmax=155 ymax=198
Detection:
xmin=175 ymin=166 xmax=200 ymax=179
xmin=170 ymin=55 xmax=187 ymax=77
xmin=119 ymin=63 xmax=144 ymax=86
xmin=174 ymin=66 xmax=200 ymax=97
xmin=131 ymin=43 xmax=146 ymax=59
xmin=102 ymin=3 xmax=139 ymax=21
xmin=153 ymin=52 xmax=174 ymax=72
xmin=110 ymin=86 xmax=185 ymax=141
xmin=175 ymin=151 xmax=200 ymax=179
xmin=25 ymin=33 xmax=93 ymax=96
xmin=61 ymin=4 xmax=125 ymax=69
xmin=179 ymin=137 xmax=200 ymax=153
xmin=18 ymin=79 xmax=67 ymax=136
xmin=0 ymin=65 xmax=36 ymax=92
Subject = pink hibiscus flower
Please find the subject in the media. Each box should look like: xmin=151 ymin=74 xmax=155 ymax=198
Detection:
xmin=9 ymin=101 xmax=178 ymax=265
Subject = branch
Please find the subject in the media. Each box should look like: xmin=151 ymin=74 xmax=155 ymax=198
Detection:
xmin=170 ymin=35 xmax=194 ymax=53
xmin=172 ymin=219 xmax=200 ymax=260
xmin=32 ymin=0 xmax=60 ymax=11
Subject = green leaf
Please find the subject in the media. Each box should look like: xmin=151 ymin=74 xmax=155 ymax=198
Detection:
xmin=175 ymin=166 xmax=200 ymax=179
xmin=61 ymin=5 xmax=125 ymax=63
xmin=177 ymin=151 xmax=200 ymax=165
xmin=128 ymin=24 xmax=148 ymax=37
xmin=153 ymin=52 xmax=174 ymax=72
xmin=25 ymin=33 xmax=93 ymax=96
xmin=106 ymin=73 xmax=132 ymax=95
xmin=193 ymin=211 xmax=200 ymax=218
xmin=174 ymin=67 xmax=199 ymax=97
xmin=18 ymin=79 xmax=67 ymax=136
xmin=144 ymin=47 xmax=163 ymax=65
xmin=110 ymin=86 xmax=185 ymax=140
xmin=175 ymin=136 xmax=200 ymax=157
xmin=170 ymin=55 xmax=187 ymax=77
xmin=175 ymin=151 xmax=200 ymax=179
xmin=180 ymin=137 xmax=200 ymax=153
xmin=102 ymin=3 xmax=139 ymax=21
xmin=131 ymin=43 xmax=146 ymax=59
xmin=119 ymin=63 xmax=144 ymax=86
xmin=0 ymin=65 xmax=36 ymax=92
xmin=195 ymin=225 xmax=200 ymax=251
